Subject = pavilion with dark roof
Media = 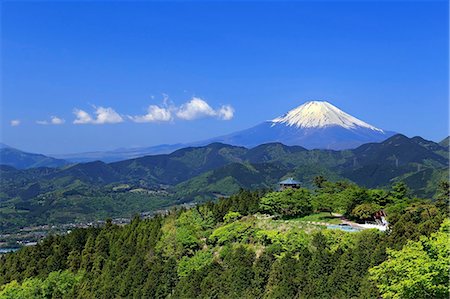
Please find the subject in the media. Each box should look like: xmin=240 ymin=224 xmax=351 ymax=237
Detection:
xmin=279 ymin=178 xmax=301 ymax=190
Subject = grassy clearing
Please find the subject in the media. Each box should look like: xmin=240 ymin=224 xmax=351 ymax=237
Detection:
xmin=254 ymin=215 xmax=321 ymax=234
xmin=289 ymin=212 xmax=342 ymax=224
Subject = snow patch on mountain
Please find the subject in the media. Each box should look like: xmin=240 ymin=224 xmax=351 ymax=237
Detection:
xmin=271 ymin=101 xmax=384 ymax=132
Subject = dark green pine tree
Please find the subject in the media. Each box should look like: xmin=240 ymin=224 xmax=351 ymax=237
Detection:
xmin=199 ymin=262 xmax=226 ymax=299
xmin=250 ymin=251 xmax=276 ymax=298
xmin=67 ymin=250 xmax=81 ymax=271
xmin=173 ymin=268 xmax=205 ymax=298
xmin=305 ymin=232 xmax=333 ymax=298
xmin=222 ymin=245 xmax=255 ymax=298
xmin=435 ymin=181 xmax=450 ymax=215
xmin=156 ymin=257 xmax=178 ymax=298
xmin=328 ymin=250 xmax=354 ymax=298
xmin=295 ymin=248 xmax=312 ymax=297
xmin=80 ymin=235 xmax=96 ymax=272
xmin=264 ymin=254 xmax=299 ymax=299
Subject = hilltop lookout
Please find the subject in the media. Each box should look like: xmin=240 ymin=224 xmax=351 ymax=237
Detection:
xmin=279 ymin=178 xmax=301 ymax=190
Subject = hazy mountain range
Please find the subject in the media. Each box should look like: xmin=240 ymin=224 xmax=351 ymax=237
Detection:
xmin=0 ymin=143 xmax=68 ymax=169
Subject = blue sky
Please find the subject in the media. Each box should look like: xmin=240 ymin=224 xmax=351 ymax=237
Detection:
xmin=1 ymin=1 xmax=448 ymax=154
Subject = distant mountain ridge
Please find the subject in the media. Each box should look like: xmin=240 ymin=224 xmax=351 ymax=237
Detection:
xmin=0 ymin=143 xmax=69 ymax=169
xmin=51 ymin=143 xmax=185 ymax=163
xmin=1 ymin=134 xmax=447 ymax=231
xmin=1 ymin=134 xmax=447 ymax=199
xmin=439 ymin=136 xmax=449 ymax=148
xmin=52 ymin=100 xmax=396 ymax=162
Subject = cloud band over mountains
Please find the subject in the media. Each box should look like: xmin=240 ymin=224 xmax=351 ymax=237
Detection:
xmin=9 ymin=96 xmax=234 ymax=126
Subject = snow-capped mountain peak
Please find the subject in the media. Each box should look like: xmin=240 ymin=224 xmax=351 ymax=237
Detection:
xmin=271 ymin=101 xmax=383 ymax=132
xmin=192 ymin=100 xmax=394 ymax=151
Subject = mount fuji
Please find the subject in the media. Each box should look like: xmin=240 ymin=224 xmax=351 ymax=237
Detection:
xmin=204 ymin=101 xmax=396 ymax=150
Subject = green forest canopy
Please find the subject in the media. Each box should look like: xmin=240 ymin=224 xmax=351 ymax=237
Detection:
xmin=0 ymin=180 xmax=448 ymax=299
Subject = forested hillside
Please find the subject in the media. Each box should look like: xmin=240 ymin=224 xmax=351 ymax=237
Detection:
xmin=1 ymin=181 xmax=448 ymax=298
xmin=0 ymin=135 xmax=447 ymax=232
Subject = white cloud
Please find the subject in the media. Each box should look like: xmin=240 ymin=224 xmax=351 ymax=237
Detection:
xmin=175 ymin=97 xmax=234 ymax=121
xmin=10 ymin=119 xmax=21 ymax=127
xmin=73 ymin=106 xmax=124 ymax=124
xmin=51 ymin=116 xmax=65 ymax=125
xmin=37 ymin=116 xmax=65 ymax=125
xmin=95 ymin=107 xmax=124 ymax=124
xmin=217 ymin=105 xmax=234 ymax=120
xmin=176 ymin=97 xmax=218 ymax=120
xmin=130 ymin=105 xmax=172 ymax=123
xmin=73 ymin=109 xmax=94 ymax=124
